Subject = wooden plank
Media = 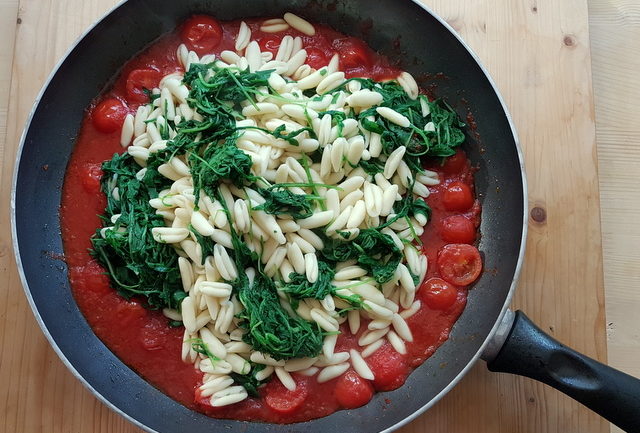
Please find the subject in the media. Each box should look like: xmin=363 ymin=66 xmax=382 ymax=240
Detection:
xmin=0 ymin=3 xmax=138 ymax=433
xmin=0 ymin=1 xmax=607 ymax=432
xmin=587 ymin=1 xmax=640 ymax=432
xmin=0 ymin=0 xmax=19 ymax=166
xmin=401 ymin=1 xmax=607 ymax=431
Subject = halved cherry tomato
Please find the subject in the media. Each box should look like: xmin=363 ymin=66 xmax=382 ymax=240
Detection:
xmin=440 ymin=215 xmax=476 ymax=244
xmin=441 ymin=148 xmax=467 ymax=174
xmin=180 ymin=15 xmax=223 ymax=55
xmin=126 ymin=69 xmax=162 ymax=104
xmin=334 ymin=370 xmax=374 ymax=409
xmin=305 ymin=47 xmax=329 ymax=69
xmin=442 ymin=181 xmax=474 ymax=211
xmin=91 ymin=98 xmax=128 ymax=133
xmin=437 ymin=243 xmax=482 ymax=286
xmin=80 ymin=163 xmax=103 ymax=194
xmin=422 ymin=277 xmax=458 ymax=311
xmin=332 ymin=37 xmax=372 ymax=69
xmin=366 ymin=344 xmax=408 ymax=391
xmin=258 ymin=35 xmax=282 ymax=56
xmin=264 ymin=377 xmax=308 ymax=414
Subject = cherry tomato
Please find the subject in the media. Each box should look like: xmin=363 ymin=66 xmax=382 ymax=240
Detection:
xmin=91 ymin=98 xmax=128 ymax=133
xmin=334 ymin=370 xmax=374 ymax=409
xmin=305 ymin=47 xmax=329 ymax=69
xmin=437 ymin=243 xmax=482 ymax=286
xmin=422 ymin=278 xmax=458 ymax=310
xmin=264 ymin=377 xmax=308 ymax=414
xmin=126 ymin=69 xmax=162 ymax=103
xmin=367 ymin=344 xmax=408 ymax=391
xmin=442 ymin=181 xmax=474 ymax=211
xmin=441 ymin=148 xmax=468 ymax=174
xmin=332 ymin=37 xmax=372 ymax=69
xmin=440 ymin=215 xmax=476 ymax=244
xmin=258 ymin=35 xmax=282 ymax=56
xmin=80 ymin=163 xmax=103 ymax=194
xmin=180 ymin=15 xmax=223 ymax=54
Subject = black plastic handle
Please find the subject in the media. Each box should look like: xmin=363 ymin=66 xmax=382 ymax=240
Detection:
xmin=487 ymin=310 xmax=640 ymax=432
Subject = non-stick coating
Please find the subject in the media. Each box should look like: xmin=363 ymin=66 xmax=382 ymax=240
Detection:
xmin=12 ymin=1 xmax=525 ymax=432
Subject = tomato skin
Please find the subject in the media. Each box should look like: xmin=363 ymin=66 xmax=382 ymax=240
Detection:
xmin=421 ymin=278 xmax=458 ymax=311
xmin=180 ymin=15 xmax=223 ymax=54
xmin=264 ymin=377 xmax=308 ymax=414
xmin=258 ymin=35 xmax=282 ymax=56
xmin=332 ymin=37 xmax=372 ymax=68
xmin=441 ymin=148 xmax=467 ymax=174
xmin=126 ymin=69 xmax=162 ymax=103
xmin=442 ymin=181 xmax=474 ymax=211
xmin=334 ymin=370 xmax=373 ymax=409
xmin=440 ymin=215 xmax=476 ymax=244
xmin=305 ymin=47 xmax=329 ymax=69
xmin=367 ymin=344 xmax=408 ymax=391
xmin=91 ymin=98 xmax=128 ymax=133
xmin=437 ymin=243 xmax=482 ymax=286
xmin=80 ymin=163 xmax=103 ymax=194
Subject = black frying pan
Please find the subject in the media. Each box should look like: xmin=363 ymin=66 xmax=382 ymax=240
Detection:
xmin=11 ymin=0 xmax=640 ymax=432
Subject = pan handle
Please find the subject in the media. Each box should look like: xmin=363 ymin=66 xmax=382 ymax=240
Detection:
xmin=485 ymin=310 xmax=640 ymax=432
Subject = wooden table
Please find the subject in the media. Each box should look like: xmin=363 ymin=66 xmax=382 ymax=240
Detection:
xmin=0 ymin=1 xmax=638 ymax=432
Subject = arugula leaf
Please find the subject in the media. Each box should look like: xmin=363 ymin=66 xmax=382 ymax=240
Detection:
xmin=191 ymin=338 xmax=221 ymax=362
xmin=281 ymin=261 xmax=335 ymax=302
xmin=213 ymin=190 xmax=324 ymax=361
xmin=350 ymin=79 xmax=466 ymax=172
xmin=90 ymin=153 xmax=185 ymax=310
xmin=184 ymin=63 xmax=272 ymax=109
xmin=255 ymin=187 xmax=315 ymax=219
xmin=358 ymin=158 xmax=385 ymax=176
xmin=236 ymin=272 xmax=324 ymax=360
xmin=189 ymin=142 xmax=255 ymax=199
xmin=230 ymin=367 xmax=265 ymax=397
xmin=320 ymin=228 xmax=403 ymax=284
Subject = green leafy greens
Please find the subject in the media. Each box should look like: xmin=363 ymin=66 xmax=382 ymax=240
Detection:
xmin=90 ymin=153 xmax=184 ymax=309
xmin=215 ymin=191 xmax=325 ymax=360
xmin=337 ymin=78 xmax=466 ymax=173
xmin=236 ymin=272 xmax=324 ymax=360
xmin=90 ymin=60 xmax=467 ymax=368
xmin=255 ymin=186 xmax=315 ymax=219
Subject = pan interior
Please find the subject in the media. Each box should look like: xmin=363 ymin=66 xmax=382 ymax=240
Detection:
xmin=12 ymin=1 xmax=524 ymax=432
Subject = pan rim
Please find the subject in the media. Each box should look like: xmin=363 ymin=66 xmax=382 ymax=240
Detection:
xmin=10 ymin=2 xmax=528 ymax=432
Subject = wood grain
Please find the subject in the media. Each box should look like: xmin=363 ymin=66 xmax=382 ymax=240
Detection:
xmin=0 ymin=4 xmax=138 ymax=433
xmin=588 ymin=2 xmax=640 ymax=432
xmin=0 ymin=1 xmax=610 ymax=432
xmin=402 ymin=1 xmax=607 ymax=431
xmin=589 ymin=0 xmax=640 ymax=378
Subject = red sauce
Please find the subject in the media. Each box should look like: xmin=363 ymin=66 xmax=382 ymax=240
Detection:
xmin=60 ymin=16 xmax=480 ymax=424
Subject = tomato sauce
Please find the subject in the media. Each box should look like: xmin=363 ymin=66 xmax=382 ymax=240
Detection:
xmin=60 ymin=16 xmax=480 ymax=424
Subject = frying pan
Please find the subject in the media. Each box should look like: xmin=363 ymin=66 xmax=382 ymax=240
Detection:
xmin=10 ymin=0 xmax=640 ymax=432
